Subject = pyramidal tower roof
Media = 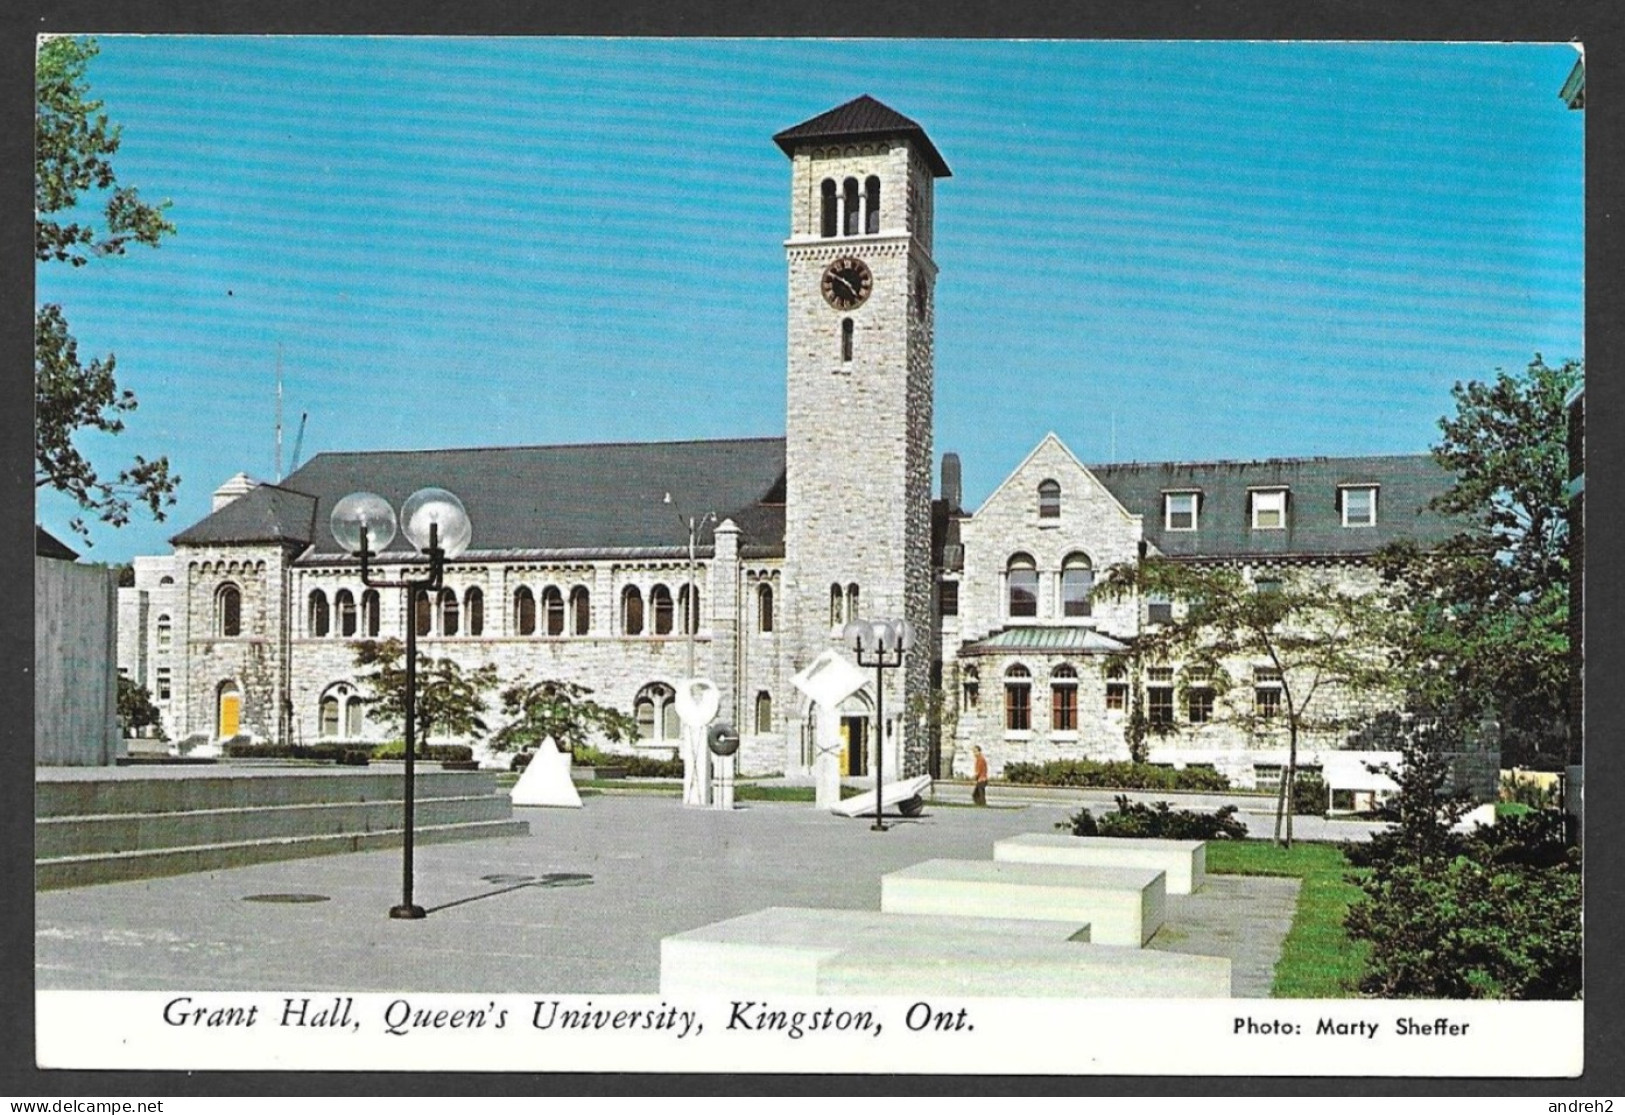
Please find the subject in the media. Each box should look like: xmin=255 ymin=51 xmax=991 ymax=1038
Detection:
xmin=773 ymin=94 xmax=951 ymax=177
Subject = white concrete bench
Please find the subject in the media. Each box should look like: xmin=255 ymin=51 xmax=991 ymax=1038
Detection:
xmin=881 ymin=859 xmax=1166 ymax=947
xmin=994 ymin=833 xmax=1207 ymax=894
xmin=659 ymin=906 xmax=1090 ymax=996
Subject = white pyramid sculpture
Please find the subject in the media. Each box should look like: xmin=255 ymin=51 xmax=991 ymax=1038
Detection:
xmin=509 ymin=737 xmax=582 ymax=808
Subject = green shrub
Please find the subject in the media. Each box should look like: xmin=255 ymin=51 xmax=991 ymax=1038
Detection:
xmin=370 ymin=741 xmax=473 ymax=762
xmin=1004 ymin=758 xmax=1231 ymax=792
xmin=513 ymin=746 xmax=683 ymax=778
xmin=1293 ymin=771 xmax=1328 ymax=816
xmin=1058 ymin=795 xmax=1248 ymax=840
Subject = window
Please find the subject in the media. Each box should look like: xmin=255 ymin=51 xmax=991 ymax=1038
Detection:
xmin=1050 ymin=664 xmax=1078 ymax=732
xmin=1187 ymin=669 xmax=1215 ymax=724
xmin=1105 ymin=664 xmax=1128 ymax=712
xmin=1251 ymin=489 xmax=1288 ymax=530
xmin=843 ymin=178 xmax=859 ymax=235
xmin=569 ymin=586 xmax=590 ymax=635
xmin=1147 ymin=594 xmax=1173 ymax=625
xmin=543 ymin=586 xmax=566 ymax=636
xmin=335 ymin=591 xmax=356 ymax=637
xmin=757 ymin=583 xmax=774 ymax=633
xmin=1004 ymin=665 xmax=1032 ymax=731
xmin=439 ymin=588 xmax=459 ymax=636
xmin=1253 ymin=764 xmax=1283 ymax=792
xmin=937 ymin=579 xmax=959 ymax=617
xmin=820 ymin=178 xmax=838 ymax=237
xmin=216 ymin=584 xmax=242 ymax=637
xmin=1255 ymin=575 xmax=1282 ymax=595
xmin=345 ymin=697 xmax=364 ymax=737
xmin=634 ymin=682 xmax=678 ymax=743
xmin=1060 ymin=553 xmax=1093 ymax=618
xmin=361 ymin=589 xmax=380 ymax=637
xmin=1147 ymin=666 xmax=1174 ymax=726
xmin=1038 ymin=479 xmax=1061 ymax=519
xmin=414 ymin=588 xmax=432 ymax=636
xmin=1006 ymin=554 xmax=1038 ymax=618
xmin=309 ymin=590 xmax=330 ymax=637
xmin=156 ymin=666 xmax=172 ymax=702
xmin=845 ymin=583 xmax=860 ymax=625
xmin=1165 ymin=492 xmax=1199 ymax=531
xmin=830 ymin=584 xmax=844 ymax=627
xmin=156 ymin=615 xmax=172 ymax=651
xmin=679 ymin=583 xmax=700 ymax=635
xmin=159 ymin=575 xmax=174 ymax=586
xmin=319 ymin=696 xmax=340 ymax=738
xmin=465 ymin=587 xmax=484 ymax=637
xmin=962 ymin=664 xmax=980 ymax=709
xmin=864 ymin=175 xmax=880 ymax=234
xmin=755 ymin=691 xmax=773 ymax=734
xmin=1255 ymin=666 xmax=1283 ymax=719
xmin=514 ymin=586 xmax=537 ymax=636
xmin=1341 ymin=485 xmax=1377 ymax=527
xmin=651 ymin=584 xmax=674 ymax=635
xmin=622 ymin=585 xmax=645 ymax=636
xmin=841 ymin=318 xmax=854 ymax=363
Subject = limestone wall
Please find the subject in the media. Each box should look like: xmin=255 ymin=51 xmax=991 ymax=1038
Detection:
xmin=35 ymin=557 xmax=119 ymax=765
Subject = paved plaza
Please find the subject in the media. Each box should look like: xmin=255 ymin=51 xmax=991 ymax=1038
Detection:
xmin=35 ymin=789 xmax=1307 ymax=997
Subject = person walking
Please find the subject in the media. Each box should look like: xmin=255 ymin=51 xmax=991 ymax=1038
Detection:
xmin=972 ymin=745 xmax=989 ymax=806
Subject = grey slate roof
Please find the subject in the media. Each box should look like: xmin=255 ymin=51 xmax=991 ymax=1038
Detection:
xmin=171 ymin=438 xmax=789 ymax=562
xmin=1089 ymin=454 xmax=1460 ymax=560
xmin=774 ymin=95 xmax=952 ymax=178
xmin=961 ymin=627 xmax=1130 ymax=656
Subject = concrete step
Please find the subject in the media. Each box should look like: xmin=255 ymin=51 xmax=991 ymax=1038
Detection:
xmin=994 ymin=833 xmax=1208 ymax=895
xmin=37 ymin=794 xmax=514 ymax=859
xmin=36 ymin=769 xmax=497 ymax=818
xmin=36 ymin=819 xmax=531 ymax=890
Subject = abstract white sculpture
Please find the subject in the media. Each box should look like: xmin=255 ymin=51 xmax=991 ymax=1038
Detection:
xmin=509 ymin=737 xmax=582 ymax=808
xmin=791 ymin=649 xmax=871 ymax=810
xmin=673 ymin=678 xmax=721 ymax=807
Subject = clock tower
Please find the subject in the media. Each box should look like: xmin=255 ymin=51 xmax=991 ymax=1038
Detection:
xmin=773 ymin=95 xmax=950 ymax=778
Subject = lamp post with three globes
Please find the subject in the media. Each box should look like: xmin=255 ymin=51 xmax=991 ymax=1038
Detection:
xmin=842 ymin=618 xmax=913 ymax=832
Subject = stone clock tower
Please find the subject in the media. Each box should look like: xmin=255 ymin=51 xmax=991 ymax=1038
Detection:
xmin=773 ymin=95 xmax=951 ymax=778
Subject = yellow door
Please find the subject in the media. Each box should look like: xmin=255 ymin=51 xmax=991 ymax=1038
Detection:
xmin=838 ymin=720 xmax=850 ymax=776
xmin=219 ymin=692 xmax=241 ymax=739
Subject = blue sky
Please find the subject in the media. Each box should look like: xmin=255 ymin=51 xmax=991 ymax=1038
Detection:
xmin=35 ymin=38 xmax=1584 ymax=562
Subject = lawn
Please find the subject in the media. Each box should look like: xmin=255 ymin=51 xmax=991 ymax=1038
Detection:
xmin=1205 ymin=839 xmax=1370 ymax=999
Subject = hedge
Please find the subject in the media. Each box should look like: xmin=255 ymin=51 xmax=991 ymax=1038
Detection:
xmin=1002 ymin=758 xmax=1231 ymax=792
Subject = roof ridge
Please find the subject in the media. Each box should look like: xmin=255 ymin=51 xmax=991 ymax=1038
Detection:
xmin=1088 ymin=452 xmax=1435 ymax=471
xmin=299 ymin=434 xmax=787 ymax=464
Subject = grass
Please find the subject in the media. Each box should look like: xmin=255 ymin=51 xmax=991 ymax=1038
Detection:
xmin=1205 ymin=839 xmax=1369 ymax=999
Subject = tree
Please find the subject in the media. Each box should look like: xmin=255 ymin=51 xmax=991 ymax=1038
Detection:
xmin=36 ymin=36 xmax=178 ymax=541
xmin=117 ymin=675 xmax=165 ymax=739
xmin=351 ymin=639 xmax=500 ymax=755
xmin=1375 ymin=355 xmax=1580 ymax=765
xmin=1097 ymin=559 xmax=1391 ymax=846
xmin=489 ymin=679 xmax=639 ymax=755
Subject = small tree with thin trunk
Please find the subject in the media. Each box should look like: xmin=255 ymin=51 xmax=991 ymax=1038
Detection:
xmin=1097 ymin=558 xmax=1393 ymax=846
xmin=350 ymin=639 xmax=499 ymax=756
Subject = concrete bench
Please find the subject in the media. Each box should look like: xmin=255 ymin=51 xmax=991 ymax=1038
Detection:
xmin=660 ymin=906 xmax=1090 ymax=996
xmin=881 ymin=859 xmax=1166 ymax=947
xmin=994 ymin=833 xmax=1207 ymax=894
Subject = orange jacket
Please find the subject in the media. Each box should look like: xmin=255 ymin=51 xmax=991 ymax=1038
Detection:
xmin=974 ymin=752 xmax=989 ymax=782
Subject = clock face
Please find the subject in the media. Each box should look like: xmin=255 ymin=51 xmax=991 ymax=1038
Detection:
xmin=821 ymin=256 xmax=873 ymax=310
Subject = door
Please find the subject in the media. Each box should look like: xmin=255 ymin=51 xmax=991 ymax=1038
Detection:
xmin=842 ymin=715 xmax=868 ymax=777
xmin=218 ymin=685 xmax=241 ymax=739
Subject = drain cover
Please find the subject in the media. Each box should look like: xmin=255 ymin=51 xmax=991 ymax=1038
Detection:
xmin=242 ymin=893 xmax=331 ymax=904
xmin=481 ymin=874 xmax=536 ymax=885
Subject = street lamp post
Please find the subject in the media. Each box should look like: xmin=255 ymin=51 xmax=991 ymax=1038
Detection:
xmin=331 ymin=487 xmax=472 ymax=920
xmin=662 ymin=493 xmax=714 ymax=679
xmin=843 ymin=618 xmax=913 ymax=832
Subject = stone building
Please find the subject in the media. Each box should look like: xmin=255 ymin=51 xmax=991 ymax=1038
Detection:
xmin=118 ymin=95 xmax=1459 ymax=790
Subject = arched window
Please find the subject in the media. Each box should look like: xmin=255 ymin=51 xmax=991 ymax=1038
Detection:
xmin=514 ymin=586 xmax=536 ymax=636
xmin=846 ymin=583 xmax=860 ymax=624
xmin=413 ymin=588 xmax=432 ymax=636
xmin=309 ymin=590 xmax=330 ymax=637
xmin=623 ymin=585 xmax=645 ymax=636
xmin=1038 ymin=479 xmax=1062 ymax=519
xmin=1005 ymin=664 xmax=1032 ymax=731
xmin=1051 ymin=664 xmax=1079 ymax=732
xmin=543 ymin=586 xmax=566 ymax=636
xmin=820 ymin=178 xmax=838 ymax=237
xmin=156 ymin=615 xmax=172 ymax=651
xmin=1006 ymin=554 xmax=1039 ymax=618
xmin=319 ymin=696 xmax=340 ymax=738
xmin=755 ymin=690 xmax=773 ymax=734
xmin=841 ymin=317 xmax=854 ymax=363
xmin=465 ymin=587 xmax=484 ymax=636
xmin=679 ymin=583 xmax=700 ymax=635
xmin=830 ymin=584 xmax=844 ymax=627
xmin=1061 ymin=553 xmax=1094 ymax=618
xmin=361 ymin=589 xmax=380 ymax=637
xmin=651 ymin=584 xmax=675 ymax=635
xmin=570 ymin=586 xmax=591 ymax=635
xmin=635 ymin=682 xmax=678 ymax=743
xmin=864 ymin=175 xmax=880 ymax=234
xmin=843 ymin=177 xmax=859 ymax=235
xmin=159 ymin=575 xmax=174 ymax=586
xmin=345 ymin=696 xmax=364 ymax=737
xmin=438 ymin=587 xmax=459 ymax=636
xmin=335 ymin=590 xmax=357 ymax=637
xmin=757 ymin=583 xmax=774 ymax=633
xmin=216 ymin=584 xmax=242 ymax=637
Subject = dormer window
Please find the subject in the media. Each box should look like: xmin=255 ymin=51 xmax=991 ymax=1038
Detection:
xmin=1165 ymin=491 xmax=1199 ymax=531
xmin=1251 ymin=489 xmax=1288 ymax=530
xmin=1341 ymin=485 xmax=1378 ymax=527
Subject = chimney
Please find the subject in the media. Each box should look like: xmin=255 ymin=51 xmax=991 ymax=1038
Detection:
xmin=941 ymin=453 xmax=962 ymax=513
